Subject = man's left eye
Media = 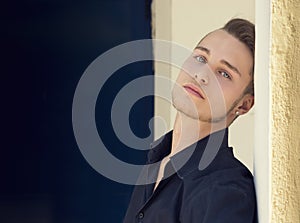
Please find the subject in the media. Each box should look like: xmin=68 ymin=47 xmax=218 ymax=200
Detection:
xmin=219 ymin=71 xmax=231 ymax=79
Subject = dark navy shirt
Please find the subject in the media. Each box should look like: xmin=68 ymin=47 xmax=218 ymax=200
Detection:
xmin=123 ymin=129 xmax=257 ymax=223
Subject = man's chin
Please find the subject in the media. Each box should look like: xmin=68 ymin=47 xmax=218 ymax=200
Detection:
xmin=172 ymin=100 xmax=200 ymax=120
xmin=172 ymin=101 xmax=229 ymax=125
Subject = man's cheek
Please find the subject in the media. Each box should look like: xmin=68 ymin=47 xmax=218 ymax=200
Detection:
xmin=181 ymin=58 xmax=201 ymax=77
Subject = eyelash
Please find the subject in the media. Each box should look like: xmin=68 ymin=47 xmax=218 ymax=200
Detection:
xmin=194 ymin=55 xmax=207 ymax=64
xmin=194 ymin=55 xmax=232 ymax=80
xmin=218 ymin=70 xmax=231 ymax=80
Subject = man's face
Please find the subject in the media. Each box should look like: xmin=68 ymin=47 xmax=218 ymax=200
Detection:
xmin=172 ymin=29 xmax=253 ymax=124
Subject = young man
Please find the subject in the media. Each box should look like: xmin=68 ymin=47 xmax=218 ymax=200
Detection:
xmin=124 ymin=18 xmax=257 ymax=223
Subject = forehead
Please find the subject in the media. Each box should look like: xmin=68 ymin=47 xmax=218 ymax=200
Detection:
xmin=197 ymin=30 xmax=253 ymax=75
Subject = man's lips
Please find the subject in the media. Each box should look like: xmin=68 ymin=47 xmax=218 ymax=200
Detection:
xmin=183 ymin=83 xmax=205 ymax=99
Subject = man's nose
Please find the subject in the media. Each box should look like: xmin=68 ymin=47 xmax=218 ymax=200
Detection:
xmin=192 ymin=63 xmax=214 ymax=85
xmin=194 ymin=72 xmax=209 ymax=85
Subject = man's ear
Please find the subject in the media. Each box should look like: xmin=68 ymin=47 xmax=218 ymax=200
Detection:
xmin=237 ymin=94 xmax=254 ymax=115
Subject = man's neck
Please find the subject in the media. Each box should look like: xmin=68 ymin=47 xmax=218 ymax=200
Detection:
xmin=171 ymin=112 xmax=227 ymax=156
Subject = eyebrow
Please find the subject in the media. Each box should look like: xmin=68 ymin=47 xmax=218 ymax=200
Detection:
xmin=194 ymin=45 xmax=242 ymax=77
xmin=194 ymin=46 xmax=210 ymax=55
xmin=220 ymin=60 xmax=241 ymax=77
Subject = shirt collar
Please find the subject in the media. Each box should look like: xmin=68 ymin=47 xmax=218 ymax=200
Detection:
xmin=148 ymin=128 xmax=229 ymax=178
xmin=148 ymin=130 xmax=173 ymax=163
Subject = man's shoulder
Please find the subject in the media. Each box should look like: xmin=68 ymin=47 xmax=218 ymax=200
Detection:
xmin=180 ymin=164 xmax=257 ymax=223
xmin=181 ymin=152 xmax=255 ymax=196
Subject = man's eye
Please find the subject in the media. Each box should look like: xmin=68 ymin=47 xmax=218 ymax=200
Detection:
xmin=195 ymin=56 xmax=207 ymax=64
xmin=219 ymin=71 xmax=231 ymax=79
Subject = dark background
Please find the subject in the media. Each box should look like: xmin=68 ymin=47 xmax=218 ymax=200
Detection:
xmin=1 ymin=0 xmax=153 ymax=222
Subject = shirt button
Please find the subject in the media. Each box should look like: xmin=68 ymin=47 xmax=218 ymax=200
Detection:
xmin=138 ymin=212 xmax=144 ymax=219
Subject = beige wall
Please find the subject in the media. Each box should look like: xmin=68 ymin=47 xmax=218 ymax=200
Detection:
xmin=152 ymin=0 xmax=255 ymax=171
xmin=271 ymin=0 xmax=300 ymax=222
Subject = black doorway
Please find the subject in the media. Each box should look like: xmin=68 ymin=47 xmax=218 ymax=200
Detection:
xmin=1 ymin=0 xmax=153 ymax=222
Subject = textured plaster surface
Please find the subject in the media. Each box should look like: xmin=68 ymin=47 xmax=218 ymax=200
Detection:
xmin=271 ymin=0 xmax=300 ymax=222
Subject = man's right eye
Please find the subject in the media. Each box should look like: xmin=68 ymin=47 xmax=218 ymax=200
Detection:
xmin=194 ymin=55 xmax=207 ymax=64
